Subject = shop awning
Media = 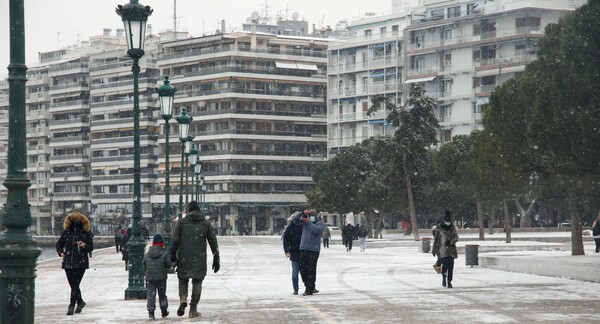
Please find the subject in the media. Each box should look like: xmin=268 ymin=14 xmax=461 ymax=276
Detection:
xmin=275 ymin=61 xmax=318 ymax=71
xmin=295 ymin=63 xmax=318 ymax=71
xmin=405 ymin=76 xmax=436 ymax=84
xmin=275 ymin=61 xmax=298 ymax=69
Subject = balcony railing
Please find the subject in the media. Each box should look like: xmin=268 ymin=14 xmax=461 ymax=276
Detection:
xmin=162 ymin=44 xmax=327 ymax=61
xmin=174 ymin=87 xmax=323 ymax=99
xmin=50 ymin=81 xmax=89 ymax=92
xmin=50 ymin=154 xmax=88 ymax=162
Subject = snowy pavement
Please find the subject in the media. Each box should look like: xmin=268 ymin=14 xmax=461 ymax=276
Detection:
xmin=35 ymin=236 xmax=600 ymax=323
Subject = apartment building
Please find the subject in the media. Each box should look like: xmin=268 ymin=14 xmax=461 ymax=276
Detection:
xmin=157 ymin=30 xmax=330 ymax=235
xmin=327 ymin=0 xmax=584 ymax=155
xmin=327 ymin=13 xmax=411 ymax=157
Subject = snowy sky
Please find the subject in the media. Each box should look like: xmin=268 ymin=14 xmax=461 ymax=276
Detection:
xmin=0 ymin=0 xmax=392 ymax=79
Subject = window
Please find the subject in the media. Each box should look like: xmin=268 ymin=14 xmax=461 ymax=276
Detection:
xmin=443 ymin=80 xmax=453 ymax=92
xmin=380 ymin=27 xmax=387 ymax=35
xmin=431 ymin=9 xmax=444 ymax=20
xmin=516 ymin=16 xmax=541 ymax=31
xmin=362 ymin=77 xmax=368 ymax=93
xmin=392 ymin=25 xmax=399 ymax=36
xmin=364 ymin=29 xmax=372 ymax=38
xmin=473 ymin=23 xmax=481 ymax=35
xmin=447 ymin=6 xmax=460 ymax=18
xmin=467 ymin=3 xmax=478 ymax=15
xmin=444 ymin=29 xmax=453 ymax=40
xmin=515 ymin=44 xmax=526 ymax=56
xmin=444 ymin=53 xmax=452 ymax=67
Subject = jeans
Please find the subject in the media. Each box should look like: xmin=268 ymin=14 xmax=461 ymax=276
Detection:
xmin=146 ymin=280 xmax=168 ymax=312
xmin=299 ymin=250 xmax=320 ymax=293
xmin=440 ymin=257 xmax=455 ymax=283
xmin=291 ymin=259 xmax=300 ymax=291
xmin=65 ymin=269 xmax=86 ymax=306
xmin=359 ymin=237 xmax=366 ymax=252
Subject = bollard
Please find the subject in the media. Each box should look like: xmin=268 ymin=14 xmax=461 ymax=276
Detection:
xmin=421 ymin=237 xmax=431 ymax=253
xmin=465 ymin=244 xmax=479 ymax=267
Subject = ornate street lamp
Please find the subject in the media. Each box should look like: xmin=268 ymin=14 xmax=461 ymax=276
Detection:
xmin=194 ymin=161 xmax=203 ymax=202
xmin=116 ymin=0 xmax=153 ymax=300
xmin=156 ymin=75 xmax=177 ymax=250
xmin=0 ymin=1 xmax=41 ymax=321
xmin=175 ymin=108 xmax=191 ymax=218
xmin=184 ymin=135 xmax=195 ymax=207
xmin=189 ymin=143 xmax=199 ymax=204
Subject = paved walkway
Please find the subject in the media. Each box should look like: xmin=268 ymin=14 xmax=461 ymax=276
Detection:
xmin=34 ymin=235 xmax=600 ymax=323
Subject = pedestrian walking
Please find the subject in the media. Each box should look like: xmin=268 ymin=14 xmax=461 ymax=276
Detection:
xmin=282 ymin=215 xmax=303 ymax=295
xmin=432 ymin=210 xmax=459 ymax=288
xmin=357 ymin=225 xmax=368 ymax=252
xmin=55 ymin=211 xmax=94 ymax=315
xmin=170 ymin=201 xmax=220 ymax=318
xmin=592 ymin=212 xmax=600 ymax=253
xmin=321 ymin=225 xmax=331 ymax=248
xmin=142 ymin=223 xmax=150 ymax=241
xmin=342 ymin=221 xmax=355 ymax=252
xmin=293 ymin=209 xmax=325 ymax=296
xmin=121 ymin=227 xmax=132 ymax=271
xmin=114 ymin=224 xmax=123 ymax=253
xmin=144 ymin=234 xmax=171 ymax=320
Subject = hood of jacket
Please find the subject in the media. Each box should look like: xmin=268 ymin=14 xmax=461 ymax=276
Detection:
xmin=63 ymin=211 xmax=91 ymax=232
xmin=186 ymin=210 xmax=203 ymax=221
xmin=147 ymin=245 xmax=166 ymax=259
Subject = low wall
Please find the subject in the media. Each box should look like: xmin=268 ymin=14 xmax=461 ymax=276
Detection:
xmin=34 ymin=236 xmax=114 ymax=248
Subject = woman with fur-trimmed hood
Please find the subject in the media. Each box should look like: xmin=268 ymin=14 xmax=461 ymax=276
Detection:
xmin=56 ymin=211 xmax=94 ymax=315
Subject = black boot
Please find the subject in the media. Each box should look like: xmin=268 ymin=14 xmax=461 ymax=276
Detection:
xmin=161 ymin=308 xmax=169 ymax=318
xmin=75 ymin=300 xmax=86 ymax=313
xmin=149 ymin=310 xmax=155 ymax=320
xmin=447 ymin=282 xmax=453 ymax=288
xmin=442 ymin=275 xmax=447 ymax=287
xmin=67 ymin=305 xmax=75 ymax=315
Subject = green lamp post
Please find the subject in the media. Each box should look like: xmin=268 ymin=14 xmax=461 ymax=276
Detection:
xmin=116 ymin=0 xmax=153 ymax=300
xmin=201 ymin=175 xmax=207 ymax=210
xmin=194 ymin=161 xmax=203 ymax=202
xmin=156 ymin=75 xmax=177 ymax=251
xmin=184 ymin=135 xmax=195 ymax=207
xmin=175 ymin=108 xmax=191 ymax=218
xmin=0 ymin=1 xmax=41 ymax=322
xmin=189 ymin=143 xmax=199 ymax=203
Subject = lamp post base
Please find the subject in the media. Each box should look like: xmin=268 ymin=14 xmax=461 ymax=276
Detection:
xmin=124 ymin=236 xmax=147 ymax=300
xmin=124 ymin=287 xmax=147 ymax=300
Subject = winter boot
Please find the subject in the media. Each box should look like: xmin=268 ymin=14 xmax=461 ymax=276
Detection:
xmin=177 ymin=296 xmax=187 ymax=317
xmin=66 ymin=305 xmax=75 ymax=315
xmin=442 ymin=275 xmax=447 ymax=287
xmin=447 ymin=282 xmax=453 ymax=288
xmin=161 ymin=308 xmax=169 ymax=318
xmin=75 ymin=300 xmax=86 ymax=313
xmin=189 ymin=304 xmax=200 ymax=318
xmin=149 ymin=310 xmax=155 ymax=320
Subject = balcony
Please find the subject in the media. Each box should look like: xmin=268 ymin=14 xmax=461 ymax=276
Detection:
xmin=49 ymin=118 xmax=89 ymax=130
xmin=25 ymin=92 xmax=50 ymax=103
xmin=475 ymin=84 xmax=497 ymax=96
xmin=26 ymin=109 xmax=50 ymax=120
xmin=48 ymin=81 xmax=89 ymax=95
xmin=48 ymin=62 xmax=89 ymax=76
xmin=161 ymin=44 xmax=327 ymax=62
xmin=174 ymin=87 xmax=324 ymax=101
xmin=26 ymin=127 xmax=50 ymax=138
xmin=91 ymin=134 xmax=159 ymax=145
xmin=49 ymin=153 xmax=89 ymax=164
xmin=92 ymin=154 xmax=158 ymax=163
xmin=90 ymin=97 xmax=156 ymax=109
xmin=49 ymin=100 xmax=89 ymax=113
xmin=49 ymin=135 xmax=89 ymax=147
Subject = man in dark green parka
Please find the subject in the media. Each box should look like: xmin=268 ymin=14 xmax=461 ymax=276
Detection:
xmin=170 ymin=201 xmax=220 ymax=318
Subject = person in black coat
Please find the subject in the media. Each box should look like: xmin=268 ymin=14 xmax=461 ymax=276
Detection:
xmin=56 ymin=211 xmax=94 ymax=315
xmin=121 ymin=227 xmax=132 ymax=270
xmin=282 ymin=214 xmax=303 ymax=295
xmin=342 ymin=222 xmax=355 ymax=252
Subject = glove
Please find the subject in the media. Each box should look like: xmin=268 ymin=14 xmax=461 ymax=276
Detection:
xmin=444 ymin=240 xmax=450 ymax=248
xmin=170 ymin=254 xmax=177 ymax=262
xmin=212 ymin=253 xmax=220 ymax=273
xmin=432 ymin=252 xmax=436 ymax=257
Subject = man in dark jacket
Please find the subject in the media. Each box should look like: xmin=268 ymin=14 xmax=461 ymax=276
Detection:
xmin=144 ymin=234 xmax=172 ymax=319
xmin=294 ymin=209 xmax=325 ymax=296
xmin=170 ymin=201 xmax=220 ymax=318
xmin=282 ymin=215 xmax=303 ymax=295
xmin=114 ymin=225 xmax=123 ymax=252
xmin=342 ymin=222 xmax=355 ymax=252
xmin=56 ymin=211 xmax=94 ymax=315
xmin=432 ymin=210 xmax=459 ymax=288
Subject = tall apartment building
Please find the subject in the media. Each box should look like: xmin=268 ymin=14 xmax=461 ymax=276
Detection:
xmin=157 ymin=30 xmax=329 ymax=235
xmin=327 ymin=0 xmax=585 ymax=155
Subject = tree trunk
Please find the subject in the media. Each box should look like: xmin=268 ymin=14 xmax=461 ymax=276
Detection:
xmin=476 ymin=196 xmax=484 ymax=241
xmin=513 ymin=197 xmax=535 ymax=228
xmin=503 ymin=198 xmax=512 ymax=243
xmin=566 ymin=181 xmax=584 ymax=255
xmin=489 ymin=205 xmax=495 ymax=235
xmin=406 ymin=173 xmax=420 ymax=241
xmin=364 ymin=211 xmax=373 ymax=239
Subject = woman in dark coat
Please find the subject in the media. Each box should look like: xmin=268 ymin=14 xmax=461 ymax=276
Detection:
xmin=121 ymin=227 xmax=132 ymax=270
xmin=432 ymin=210 xmax=459 ymax=288
xmin=56 ymin=211 xmax=94 ymax=315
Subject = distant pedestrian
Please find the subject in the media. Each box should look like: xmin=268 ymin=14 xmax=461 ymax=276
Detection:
xmin=282 ymin=214 xmax=303 ymax=295
xmin=432 ymin=210 xmax=459 ymax=288
xmin=358 ymin=225 xmax=368 ymax=252
xmin=170 ymin=201 xmax=220 ymax=318
xmin=294 ymin=209 xmax=325 ymax=296
xmin=144 ymin=234 xmax=171 ymax=320
xmin=354 ymin=223 xmax=360 ymax=240
xmin=592 ymin=212 xmax=600 ymax=253
xmin=321 ymin=225 xmax=331 ymax=248
xmin=342 ymin=222 xmax=355 ymax=252
xmin=142 ymin=224 xmax=150 ymax=241
xmin=55 ymin=211 xmax=94 ymax=315
xmin=114 ymin=225 xmax=123 ymax=253
xmin=121 ymin=227 xmax=132 ymax=271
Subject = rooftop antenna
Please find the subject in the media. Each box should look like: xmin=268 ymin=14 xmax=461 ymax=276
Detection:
xmin=57 ymin=31 xmax=61 ymax=48
xmin=173 ymin=0 xmax=177 ymax=32
xmin=262 ymin=0 xmax=271 ymax=22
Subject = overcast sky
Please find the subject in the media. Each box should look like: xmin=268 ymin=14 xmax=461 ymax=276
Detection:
xmin=0 ymin=0 xmax=393 ymax=79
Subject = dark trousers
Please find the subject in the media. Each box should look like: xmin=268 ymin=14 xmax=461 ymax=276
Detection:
xmin=65 ymin=269 xmax=86 ymax=306
xmin=115 ymin=237 xmax=122 ymax=252
xmin=595 ymin=238 xmax=600 ymax=253
xmin=440 ymin=257 xmax=454 ymax=283
xmin=299 ymin=250 xmax=319 ymax=293
xmin=146 ymin=280 xmax=168 ymax=312
xmin=179 ymin=278 xmax=203 ymax=306
xmin=323 ymin=239 xmax=329 ymax=248
xmin=344 ymin=238 xmax=353 ymax=251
